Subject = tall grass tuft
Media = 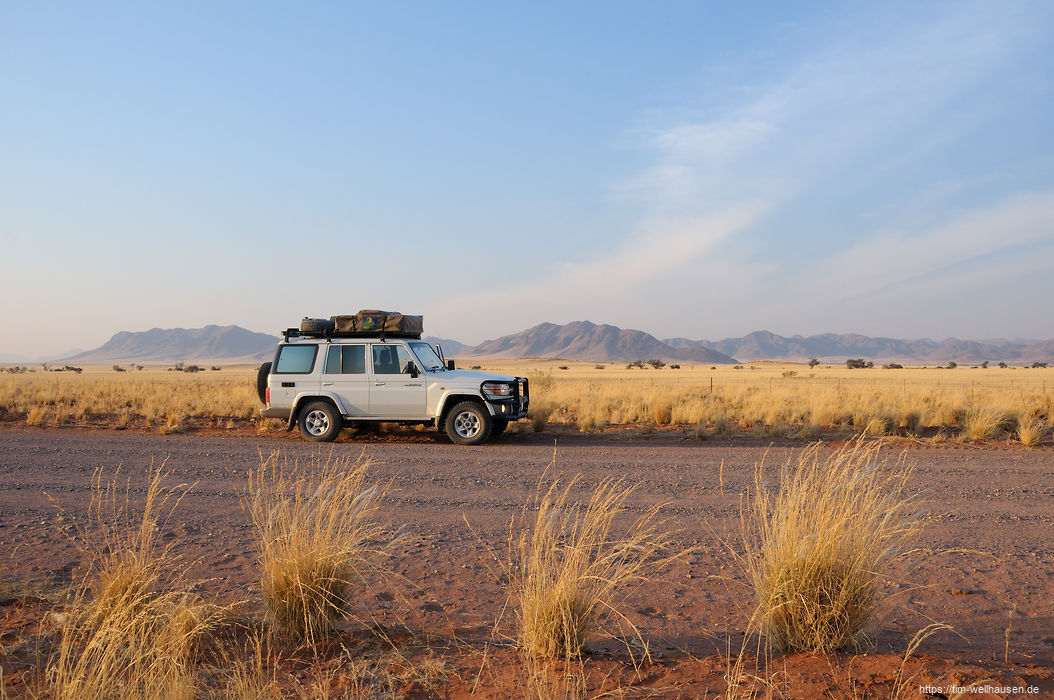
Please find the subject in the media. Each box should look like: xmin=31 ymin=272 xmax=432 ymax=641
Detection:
xmin=741 ymin=440 xmax=923 ymax=653
xmin=46 ymin=465 xmax=218 ymax=699
xmin=514 ymin=473 xmax=674 ymax=660
xmin=962 ymin=406 xmax=1006 ymax=441
xmin=1017 ymin=417 xmax=1047 ymax=448
xmin=247 ymin=450 xmax=400 ymax=644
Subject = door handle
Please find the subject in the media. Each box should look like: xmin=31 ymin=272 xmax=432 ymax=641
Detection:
xmin=322 ymin=382 xmax=333 ymax=386
xmin=374 ymin=382 xmax=386 ymax=387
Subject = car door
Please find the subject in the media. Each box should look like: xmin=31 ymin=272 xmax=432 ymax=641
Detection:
xmin=271 ymin=343 xmax=321 ymax=407
xmin=369 ymin=343 xmax=426 ymax=418
xmin=321 ymin=343 xmax=369 ymax=416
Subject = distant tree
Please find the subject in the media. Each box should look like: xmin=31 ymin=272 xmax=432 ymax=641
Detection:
xmin=808 ymin=358 xmax=820 ymax=368
xmin=1031 ymin=361 xmax=1049 ymax=368
xmin=112 ymin=364 xmax=126 ymax=372
xmin=947 ymin=361 xmax=957 ymax=369
xmin=980 ymin=361 xmax=989 ymax=369
xmin=846 ymin=358 xmax=870 ymax=369
xmin=882 ymin=363 xmax=903 ymax=369
xmin=647 ymin=358 xmax=666 ymax=369
xmin=998 ymin=362 xmax=1008 ymax=368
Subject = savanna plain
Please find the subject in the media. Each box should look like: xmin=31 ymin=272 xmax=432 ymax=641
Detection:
xmin=0 ymin=361 xmax=1051 ymax=698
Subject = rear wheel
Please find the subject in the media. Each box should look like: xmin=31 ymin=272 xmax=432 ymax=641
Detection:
xmin=444 ymin=401 xmax=492 ymax=445
xmin=298 ymin=401 xmax=342 ymax=442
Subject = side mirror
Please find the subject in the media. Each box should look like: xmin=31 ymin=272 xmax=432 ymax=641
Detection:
xmin=446 ymin=360 xmax=456 ymax=371
xmin=408 ymin=362 xmax=419 ymax=378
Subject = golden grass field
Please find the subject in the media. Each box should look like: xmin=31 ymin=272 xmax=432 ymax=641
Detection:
xmin=1 ymin=359 xmax=1052 ymax=444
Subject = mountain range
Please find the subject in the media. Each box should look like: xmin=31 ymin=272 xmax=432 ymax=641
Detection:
xmin=66 ymin=326 xmax=280 ymax=363
xmin=11 ymin=322 xmax=1054 ymax=365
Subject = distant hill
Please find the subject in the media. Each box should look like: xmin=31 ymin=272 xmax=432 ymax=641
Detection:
xmin=45 ymin=322 xmax=1054 ymax=366
xmin=466 ymin=321 xmax=739 ymax=364
xmin=423 ymin=336 xmax=470 ymax=357
xmin=663 ymin=330 xmax=1054 ymax=364
xmin=67 ymin=325 xmax=278 ymax=363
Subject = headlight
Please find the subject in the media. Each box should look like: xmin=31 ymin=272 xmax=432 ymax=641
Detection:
xmin=482 ymin=381 xmax=513 ymax=399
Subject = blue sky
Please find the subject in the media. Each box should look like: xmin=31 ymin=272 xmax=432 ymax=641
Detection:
xmin=2 ymin=1 xmax=1053 ymax=358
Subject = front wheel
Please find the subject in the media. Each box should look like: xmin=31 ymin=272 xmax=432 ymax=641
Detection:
xmin=444 ymin=401 xmax=492 ymax=445
xmin=298 ymin=401 xmax=342 ymax=442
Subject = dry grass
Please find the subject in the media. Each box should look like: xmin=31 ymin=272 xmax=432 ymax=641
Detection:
xmin=740 ymin=440 xmax=924 ymax=653
xmin=476 ymin=360 xmax=1054 ymax=439
xmin=45 ymin=465 xmax=219 ymax=699
xmin=513 ymin=471 xmax=675 ymax=660
xmin=1017 ymin=416 xmax=1048 ymax=447
xmin=3 ymin=361 xmax=1052 ymax=442
xmin=0 ymin=367 xmax=258 ymax=432
xmin=246 ymin=450 xmax=402 ymax=644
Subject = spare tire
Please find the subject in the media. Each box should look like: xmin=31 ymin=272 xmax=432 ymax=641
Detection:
xmin=300 ymin=317 xmax=335 ymax=334
xmin=256 ymin=362 xmax=272 ymax=404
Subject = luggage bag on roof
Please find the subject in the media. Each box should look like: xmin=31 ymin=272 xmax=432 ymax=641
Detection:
xmin=330 ymin=310 xmax=424 ymax=335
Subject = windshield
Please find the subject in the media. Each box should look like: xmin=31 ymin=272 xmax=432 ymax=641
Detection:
xmin=409 ymin=342 xmax=445 ymax=371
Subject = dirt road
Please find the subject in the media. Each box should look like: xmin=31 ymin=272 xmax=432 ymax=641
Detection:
xmin=1 ymin=427 xmax=1051 ymax=688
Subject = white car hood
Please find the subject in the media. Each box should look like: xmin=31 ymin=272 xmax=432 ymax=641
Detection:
xmin=433 ymin=369 xmax=518 ymax=383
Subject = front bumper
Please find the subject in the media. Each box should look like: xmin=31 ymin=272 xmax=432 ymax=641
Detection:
xmin=484 ymin=377 xmax=529 ymax=419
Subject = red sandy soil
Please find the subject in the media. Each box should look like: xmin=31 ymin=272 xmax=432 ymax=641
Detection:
xmin=0 ymin=425 xmax=1050 ymax=697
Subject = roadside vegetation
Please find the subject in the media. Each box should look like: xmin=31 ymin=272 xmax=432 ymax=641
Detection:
xmin=0 ymin=361 xmax=1051 ymax=446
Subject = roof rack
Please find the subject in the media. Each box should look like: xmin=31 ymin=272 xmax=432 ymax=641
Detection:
xmin=282 ymin=328 xmax=423 ymax=341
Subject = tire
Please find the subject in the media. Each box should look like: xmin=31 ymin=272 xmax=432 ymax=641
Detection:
xmin=298 ymin=401 xmax=342 ymax=442
xmin=256 ymin=362 xmax=272 ymax=404
xmin=444 ymin=401 xmax=492 ymax=445
xmin=490 ymin=419 xmax=509 ymax=437
xmin=300 ymin=317 xmax=335 ymax=334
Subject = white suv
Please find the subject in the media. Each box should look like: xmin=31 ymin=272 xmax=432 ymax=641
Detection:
xmin=257 ymin=330 xmax=528 ymax=445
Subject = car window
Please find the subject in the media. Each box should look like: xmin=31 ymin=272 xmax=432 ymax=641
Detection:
xmin=275 ymin=345 xmax=317 ymax=373
xmin=372 ymin=344 xmax=415 ymax=375
xmin=324 ymin=345 xmax=365 ymax=374
xmin=409 ymin=342 xmax=444 ymax=371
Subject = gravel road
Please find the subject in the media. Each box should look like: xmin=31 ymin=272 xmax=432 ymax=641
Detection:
xmin=1 ymin=427 xmax=1051 ymax=666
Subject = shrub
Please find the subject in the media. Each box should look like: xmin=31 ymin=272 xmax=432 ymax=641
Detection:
xmin=808 ymin=358 xmax=820 ymax=368
xmin=647 ymin=358 xmax=666 ymax=369
xmin=741 ymin=440 xmax=923 ymax=652
xmin=846 ymin=359 xmax=872 ymax=369
xmin=246 ymin=451 xmax=401 ymax=644
xmin=515 ymin=475 xmax=673 ymax=659
xmin=883 ymin=363 xmax=903 ymax=370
